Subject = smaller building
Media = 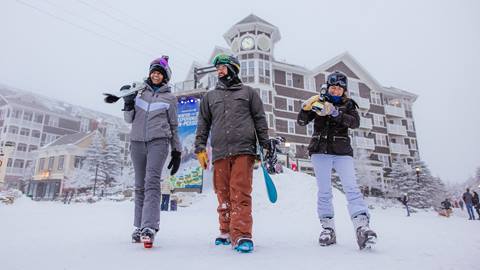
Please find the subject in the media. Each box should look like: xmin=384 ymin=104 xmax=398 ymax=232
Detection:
xmin=26 ymin=131 xmax=98 ymax=200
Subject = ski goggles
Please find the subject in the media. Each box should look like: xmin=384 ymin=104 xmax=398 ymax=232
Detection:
xmin=212 ymin=54 xmax=240 ymax=70
xmin=327 ymin=74 xmax=347 ymax=88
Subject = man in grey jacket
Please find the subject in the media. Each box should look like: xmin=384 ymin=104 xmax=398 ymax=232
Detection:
xmin=463 ymin=188 xmax=476 ymax=220
xmin=122 ymin=56 xmax=181 ymax=248
xmin=194 ymin=53 xmax=270 ymax=253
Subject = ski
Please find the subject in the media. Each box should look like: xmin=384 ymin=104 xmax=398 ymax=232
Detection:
xmin=103 ymin=81 xmax=146 ymax=103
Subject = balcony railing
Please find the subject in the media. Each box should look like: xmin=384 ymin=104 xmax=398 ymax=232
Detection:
xmin=385 ymin=105 xmax=406 ymax=118
xmin=387 ymin=123 xmax=407 ymax=136
xmin=390 ymin=143 xmax=410 ymax=155
xmin=359 ymin=117 xmax=372 ymax=130
xmin=353 ymin=96 xmax=370 ymax=110
xmin=352 ymin=137 xmax=375 ymax=150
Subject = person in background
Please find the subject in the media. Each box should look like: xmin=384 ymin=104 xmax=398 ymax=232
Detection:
xmin=463 ymin=188 xmax=475 ymax=220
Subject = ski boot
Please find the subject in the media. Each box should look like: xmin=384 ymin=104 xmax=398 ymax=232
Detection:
xmin=319 ymin=217 xmax=336 ymax=246
xmin=352 ymin=213 xmax=377 ymax=250
xmin=131 ymin=227 xmax=142 ymax=243
xmin=234 ymin=238 xmax=254 ymax=253
xmin=215 ymin=233 xmax=231 ymax=246
xmin=140 ymin=227 xmax=156 ymax=249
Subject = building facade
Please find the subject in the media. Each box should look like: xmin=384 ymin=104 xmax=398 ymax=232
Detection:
xmin=176 ymin=14 xmax=420 ymax=194
xmin=0 ymin=85 xmax=131 ymax=190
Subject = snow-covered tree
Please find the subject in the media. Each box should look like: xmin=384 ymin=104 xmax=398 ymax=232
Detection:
xmin=355 ymin=149 xmax=381 ymax=196
xmin=66 ymin=166 xmax=92 ymax=190
xmin=103 ymin=128 xmax=123 ymax=186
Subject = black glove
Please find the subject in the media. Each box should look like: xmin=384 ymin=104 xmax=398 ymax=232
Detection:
xmin=167 ymin=151 xmax=182 ymax=175
xmin=120 ymin=85 xmax=136 ymax=111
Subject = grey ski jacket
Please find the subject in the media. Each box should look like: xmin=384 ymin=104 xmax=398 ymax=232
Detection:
xmin=194 ymin=81 xmax=269 ymax=162
xmin=124 ymin=82 xmax=181 ymax=152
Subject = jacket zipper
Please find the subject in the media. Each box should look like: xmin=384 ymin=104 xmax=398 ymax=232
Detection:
xmin=144 ymin=92 xmax=153 ymax=141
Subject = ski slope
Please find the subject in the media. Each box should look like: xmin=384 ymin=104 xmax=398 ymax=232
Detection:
xmin=1 ymin=169 xmax=479 ymax=270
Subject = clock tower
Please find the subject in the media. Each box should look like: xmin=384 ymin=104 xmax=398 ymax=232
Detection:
xmin=223 ymin=14 xmax=281 ymax=86
xmin=222 ymin=14 xmax=280 ymax=132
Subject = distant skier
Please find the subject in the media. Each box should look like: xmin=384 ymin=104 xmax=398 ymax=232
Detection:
xmin=194 ymin=53 xmax=270 ymax=253
xmin=161 ymin=178 xmax=173 ymax=211
xmin=297 ymin=71 xmax=377 ymax=250
xmin=472 ymin=190 xmax=480 ymax=220
xmin=397 ymin=193 xmax=410 ymax=217
xmin=463 ymin=188 xmax=476 ymax=220
xmin=121 ymin=56 xmax=182 ymax=248
xmin=440 ymin=198 xmax=452 ymax=217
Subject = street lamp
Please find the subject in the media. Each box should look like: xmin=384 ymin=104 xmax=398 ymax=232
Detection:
xmin=285 ymin=142 xmax=291 ymax=169
xmin=415 ymin=167 xmax=420 ymax=183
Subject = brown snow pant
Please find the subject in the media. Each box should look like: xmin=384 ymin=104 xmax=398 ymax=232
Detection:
xmin=213 ymin=154 xmax=255 ymax=245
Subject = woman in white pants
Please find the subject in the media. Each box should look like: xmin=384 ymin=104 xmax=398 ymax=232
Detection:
xmin=297 ymin=71 xmax=377 ymax=250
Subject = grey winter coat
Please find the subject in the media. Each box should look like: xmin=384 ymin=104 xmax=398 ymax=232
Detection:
xmin=124 ymin=83 xmax=181 ymax=151
xmin=463 ymin=192 xmax=473 ymax=205
xmin=194 ymin=81 xmax=269 ymax=162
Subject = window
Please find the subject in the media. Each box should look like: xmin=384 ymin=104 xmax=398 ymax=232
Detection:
xmin=261 ymin=90 xmax=269 ymax=104
xmin=8 ymin=126 xmax=19 ymax=134
xmin=74 ymin=156 xmax=83 ymax=169
xmin=371 ymin=91 xmax=382 ymax=105
xmin=307 ymin=123 xmax=314 ymax=136
xmin=17 ymin=143 xmax=27 ymax=152
xmin=268 ymin=114 xmax=274 ymax=129
xmin=28 ymin=145 xmax=38 ymax=152
xmin=372 ymin=114 xmax=385 ymax=127
xmin=7 ymin=158 xmax=13 ymax=167
xmin=34 ymin=113 xmax=44 ymax=124
xmin=375 ymin=133 xmax=388 ymax=147
xmin=12 ymin=109 xmax=22 ymax=119
xmin=248 ymin=60 xmax=255 ymax=76
xmin=58 ymin=155 xmax=64 ymax=171
xmin=348 ymin=79 xmax=360 ymax=95
xmin=47 ymin=116 xmax=58 ymax=127
xmin=410 ymin=139 xmax=417 ymax=150
xmin=240 ymin=60 xmax=247 ymax=77
xmin=23 ymin=111 xmax=33 ymax=121
xmin=258 ymin=60 xmax=271 ymax=84
xmin=13 ymin=159 xmax=24 ymax=168
xmin=38 ymin=158 xmax=45 ymax=172
xmin=25 ymin=160 xmax=33 ymax=169
xmin=20 ymin=128 xmax=30 ymax=136
xmin=404 ymin=102 xmax=412 ymax=111
xmin=288 ymin=120 xmax=295 ymax=134
xmin=31 ymin=130 xmax=41 ymax=138
xmin=286 ymin=72 xmax=293 ymax=87
xmin=377 ymin=154 xmax=390 ymax=167
xmin=407 ymin=120 xmax=415 ymax=131
xmin=304 ymin=77 xmax=315 ymax=91
xmin=48 ymin=157 xmax=55 ymax=170
xmin=287 ymin=99 xmax=294 ymax=112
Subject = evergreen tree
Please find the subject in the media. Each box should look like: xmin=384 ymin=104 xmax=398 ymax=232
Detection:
xmin=103 ymin=128 xmax=123 ymax=186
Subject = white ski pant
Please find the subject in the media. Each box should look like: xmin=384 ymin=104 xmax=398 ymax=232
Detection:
xmin=311 ymin=154 xmax=369 ymax=219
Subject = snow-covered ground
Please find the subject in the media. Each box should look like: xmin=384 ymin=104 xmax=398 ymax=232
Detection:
xmin=1 ymin=169 xmax=479 ymax=270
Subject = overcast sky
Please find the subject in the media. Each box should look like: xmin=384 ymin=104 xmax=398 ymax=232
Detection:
xmin=1 ymin=0 xmax=479 ymax=185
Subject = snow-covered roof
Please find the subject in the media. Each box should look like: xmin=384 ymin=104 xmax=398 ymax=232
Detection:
xmin=47 ymin=132 xmax=92 ymax=147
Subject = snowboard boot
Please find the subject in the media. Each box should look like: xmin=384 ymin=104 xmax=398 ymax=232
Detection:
xmin=215 ymin=233 xmax=231 ymax=246
xmin=319 ymin=217 xmax=336 ymax=246
xmin=140 ymin=227 xmax=157 ymax=249
xmin=352 ymin=213 xmax=377 ymax=250
xmin=234 ymin=238 xmax=254 ymax=253
xmin=131 ymin=227 xmax=142 ymax=243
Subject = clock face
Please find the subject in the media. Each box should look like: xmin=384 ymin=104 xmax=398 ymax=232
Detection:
xmin=257 ymin=35 xmax=271 ymax=52
xmin=241 ymin=36 xmax=255 ymax=50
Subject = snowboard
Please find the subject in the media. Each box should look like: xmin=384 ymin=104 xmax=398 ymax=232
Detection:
xmin=257 ymin=142 xmax=278 ymax=203
xmin=103 ymin=82 xmax=145 ymax=103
